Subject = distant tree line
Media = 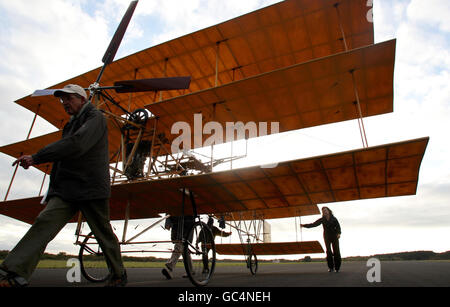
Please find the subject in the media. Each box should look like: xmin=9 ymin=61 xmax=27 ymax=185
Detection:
xmin=344 ymin=251 xmax=450 ymax=261
xmin=0 ymin=250 xmax=161 ymax=262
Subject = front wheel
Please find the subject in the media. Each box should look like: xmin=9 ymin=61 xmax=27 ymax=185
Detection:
xmin=78 ymin=232 xmax=111 ymax=283
xmin=183 ymin=221 xmax=216 ymax=287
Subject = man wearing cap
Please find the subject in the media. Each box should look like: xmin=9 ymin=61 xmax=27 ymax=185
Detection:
xmin=0 ymin=85 xmax=127 ymax=287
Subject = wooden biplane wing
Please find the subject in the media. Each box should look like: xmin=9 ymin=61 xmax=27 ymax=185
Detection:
xmin=0 ymin=131 xmax=61 ymax=174
xmin=13 ymin=0 xmax=373 ymax=129
xmin=0 ymin=137 xmax=427 ymax=225
xmin=2 ymin=39 xmax=396 ymax=169
xmin=223 ymin=205 xmax=320 ymax=221
xmin=215 ymin=241 xmax=324 ymax=256
xmin=0 ymin=120 xmax=124 ymax=175
xmin=0 ymin=198 xmax=318 ymax=226
xmin=146 ymin=40 xmax=395 ymax=151
xmin=0 ymin=196 xmax=164 ymax=225
xmin=122 ymin=137 xmax=426 ymax=218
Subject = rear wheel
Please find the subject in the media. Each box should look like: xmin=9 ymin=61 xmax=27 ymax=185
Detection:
xmin=183 ymin=221 xmax=216 ymax=287
xmin=78 ymin=232 xmax=111 ymax=283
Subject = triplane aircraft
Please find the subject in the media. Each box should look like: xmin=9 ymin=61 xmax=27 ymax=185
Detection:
xmin=0 ymin=0 xmax=428 ymax=287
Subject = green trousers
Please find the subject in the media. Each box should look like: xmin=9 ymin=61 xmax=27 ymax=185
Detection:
xmin=1 ymin=196 xmax=125 ymax=281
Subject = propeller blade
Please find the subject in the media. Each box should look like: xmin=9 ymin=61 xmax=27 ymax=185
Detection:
xmin=91 ymin=0 xmax=139 ymax=98
xmin=113 ymin=77 xmax=192 ymax=93
xmin=32 ymin=2 xmax=140 ymax=101
xmin=102 ymin=0 xmax=139 ymax=65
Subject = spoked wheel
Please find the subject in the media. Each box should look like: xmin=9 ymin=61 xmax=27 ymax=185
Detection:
xmin=78 ymin=232 xmax=111 ymax=283
xmin=128 ymin=109 xmax=149 ymax=127
xmin=247 ymin=253 xmax=258 ymax=275
xmin=183 ymin=221 xmax=216 ymax=287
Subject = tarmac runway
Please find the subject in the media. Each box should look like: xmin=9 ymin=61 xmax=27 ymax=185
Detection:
xmin=28 ymin=260 xmax=450 ymax=288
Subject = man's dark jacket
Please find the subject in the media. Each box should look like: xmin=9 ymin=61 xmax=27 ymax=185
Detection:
xmin=168 ymin=216 xmax=195 ymax=241
xmin=32 ymin=103 xmax=110 ymax=202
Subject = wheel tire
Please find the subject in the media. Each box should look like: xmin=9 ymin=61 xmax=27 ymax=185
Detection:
xmin=183 ymin=221 xmax=216 ymax=287
xmin=78 ymin=232 xmax=111 ymax=283
xmin=129 ymin=109 xmax=149 ymax=126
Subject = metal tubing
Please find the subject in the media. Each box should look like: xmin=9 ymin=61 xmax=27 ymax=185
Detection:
xmin=215 ymin=42 xmax=220 ymax=87
xmin=5 ymin=103 xmax=41 ymax=201
xmin=334 ymin=3 xmax=349 ymax=51
xmin=147 ymin=118 xmax=158 ymax=177
xmin=122 ymin=200 xmax=130 ymax=243
xmin=26 ymin=104 xmax=40 ymax=140
xmin=4 ymin=163 xmax=19 ymax=201
xmin=125 ymin=215 xmax=170 ymax=244
xmin=38 ymin=166 xmax=48 ymax=196
xmin=350 ymin=69 xmax=369 ymax=148
xmin=123 ymin=128 xmax=143 ymax=172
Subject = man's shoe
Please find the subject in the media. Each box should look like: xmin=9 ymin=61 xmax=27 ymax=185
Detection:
xmin=162 ymin=268 xmax=173 ymax=280
xmin=0 ymin=268 xmax=28 ymax=288
xmin=105 ymin=271 xmax=127 ymax=287
xmin=162 ymin=264 xmax=173 ymax=280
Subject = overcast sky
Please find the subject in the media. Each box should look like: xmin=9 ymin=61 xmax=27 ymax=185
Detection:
xmin=0 ymin=0 xmax=449 ymax=260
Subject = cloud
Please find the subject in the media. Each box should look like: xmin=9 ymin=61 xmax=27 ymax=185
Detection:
xmin=373 ymin=0 xmax=409 ymax=42
xmin=330 ymin=182 xmax=450 ymax=229
xmin=0 ymin=0 xmax=110 ymax=92
xmin=0 ymin=218 xmax=29 ymax=250
xmin=122 ymin=0 xmax=282 ymax=52
xmin=407 ymin=0 xmax=450 ymax=32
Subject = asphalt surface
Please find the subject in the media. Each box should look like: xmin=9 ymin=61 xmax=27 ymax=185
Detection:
xmin=28 ymin=260 xmax=450 ymax=288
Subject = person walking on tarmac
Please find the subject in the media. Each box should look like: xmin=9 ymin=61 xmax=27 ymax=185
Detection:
xmin=301 ymin=207 xmax=342 ymax=272
xmin=198 ymin=217 xmax=231 ymax=274
xmin=0 ymin=84 xmax=126 ymax=287
xmin=161 ymin=215 xmax=195 ymax=280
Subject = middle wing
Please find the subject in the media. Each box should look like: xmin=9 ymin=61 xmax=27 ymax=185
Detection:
xmin=0 ymin=137 xmax=428 ymax=225
xmin=109 ymin=137 xmax=429 ymax=218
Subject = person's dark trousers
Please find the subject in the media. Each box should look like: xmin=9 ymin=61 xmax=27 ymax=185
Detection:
xmin=0 ymin=196 xmax=125 ymax=281
xmin=324 ymin=236 xmax=341 ymax=271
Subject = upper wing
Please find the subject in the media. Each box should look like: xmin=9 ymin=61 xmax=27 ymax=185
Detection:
xmin=146 ymin=40 xmax=395 ymax=151
xmin=13 ymin=0 xmax=373 ymax=129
